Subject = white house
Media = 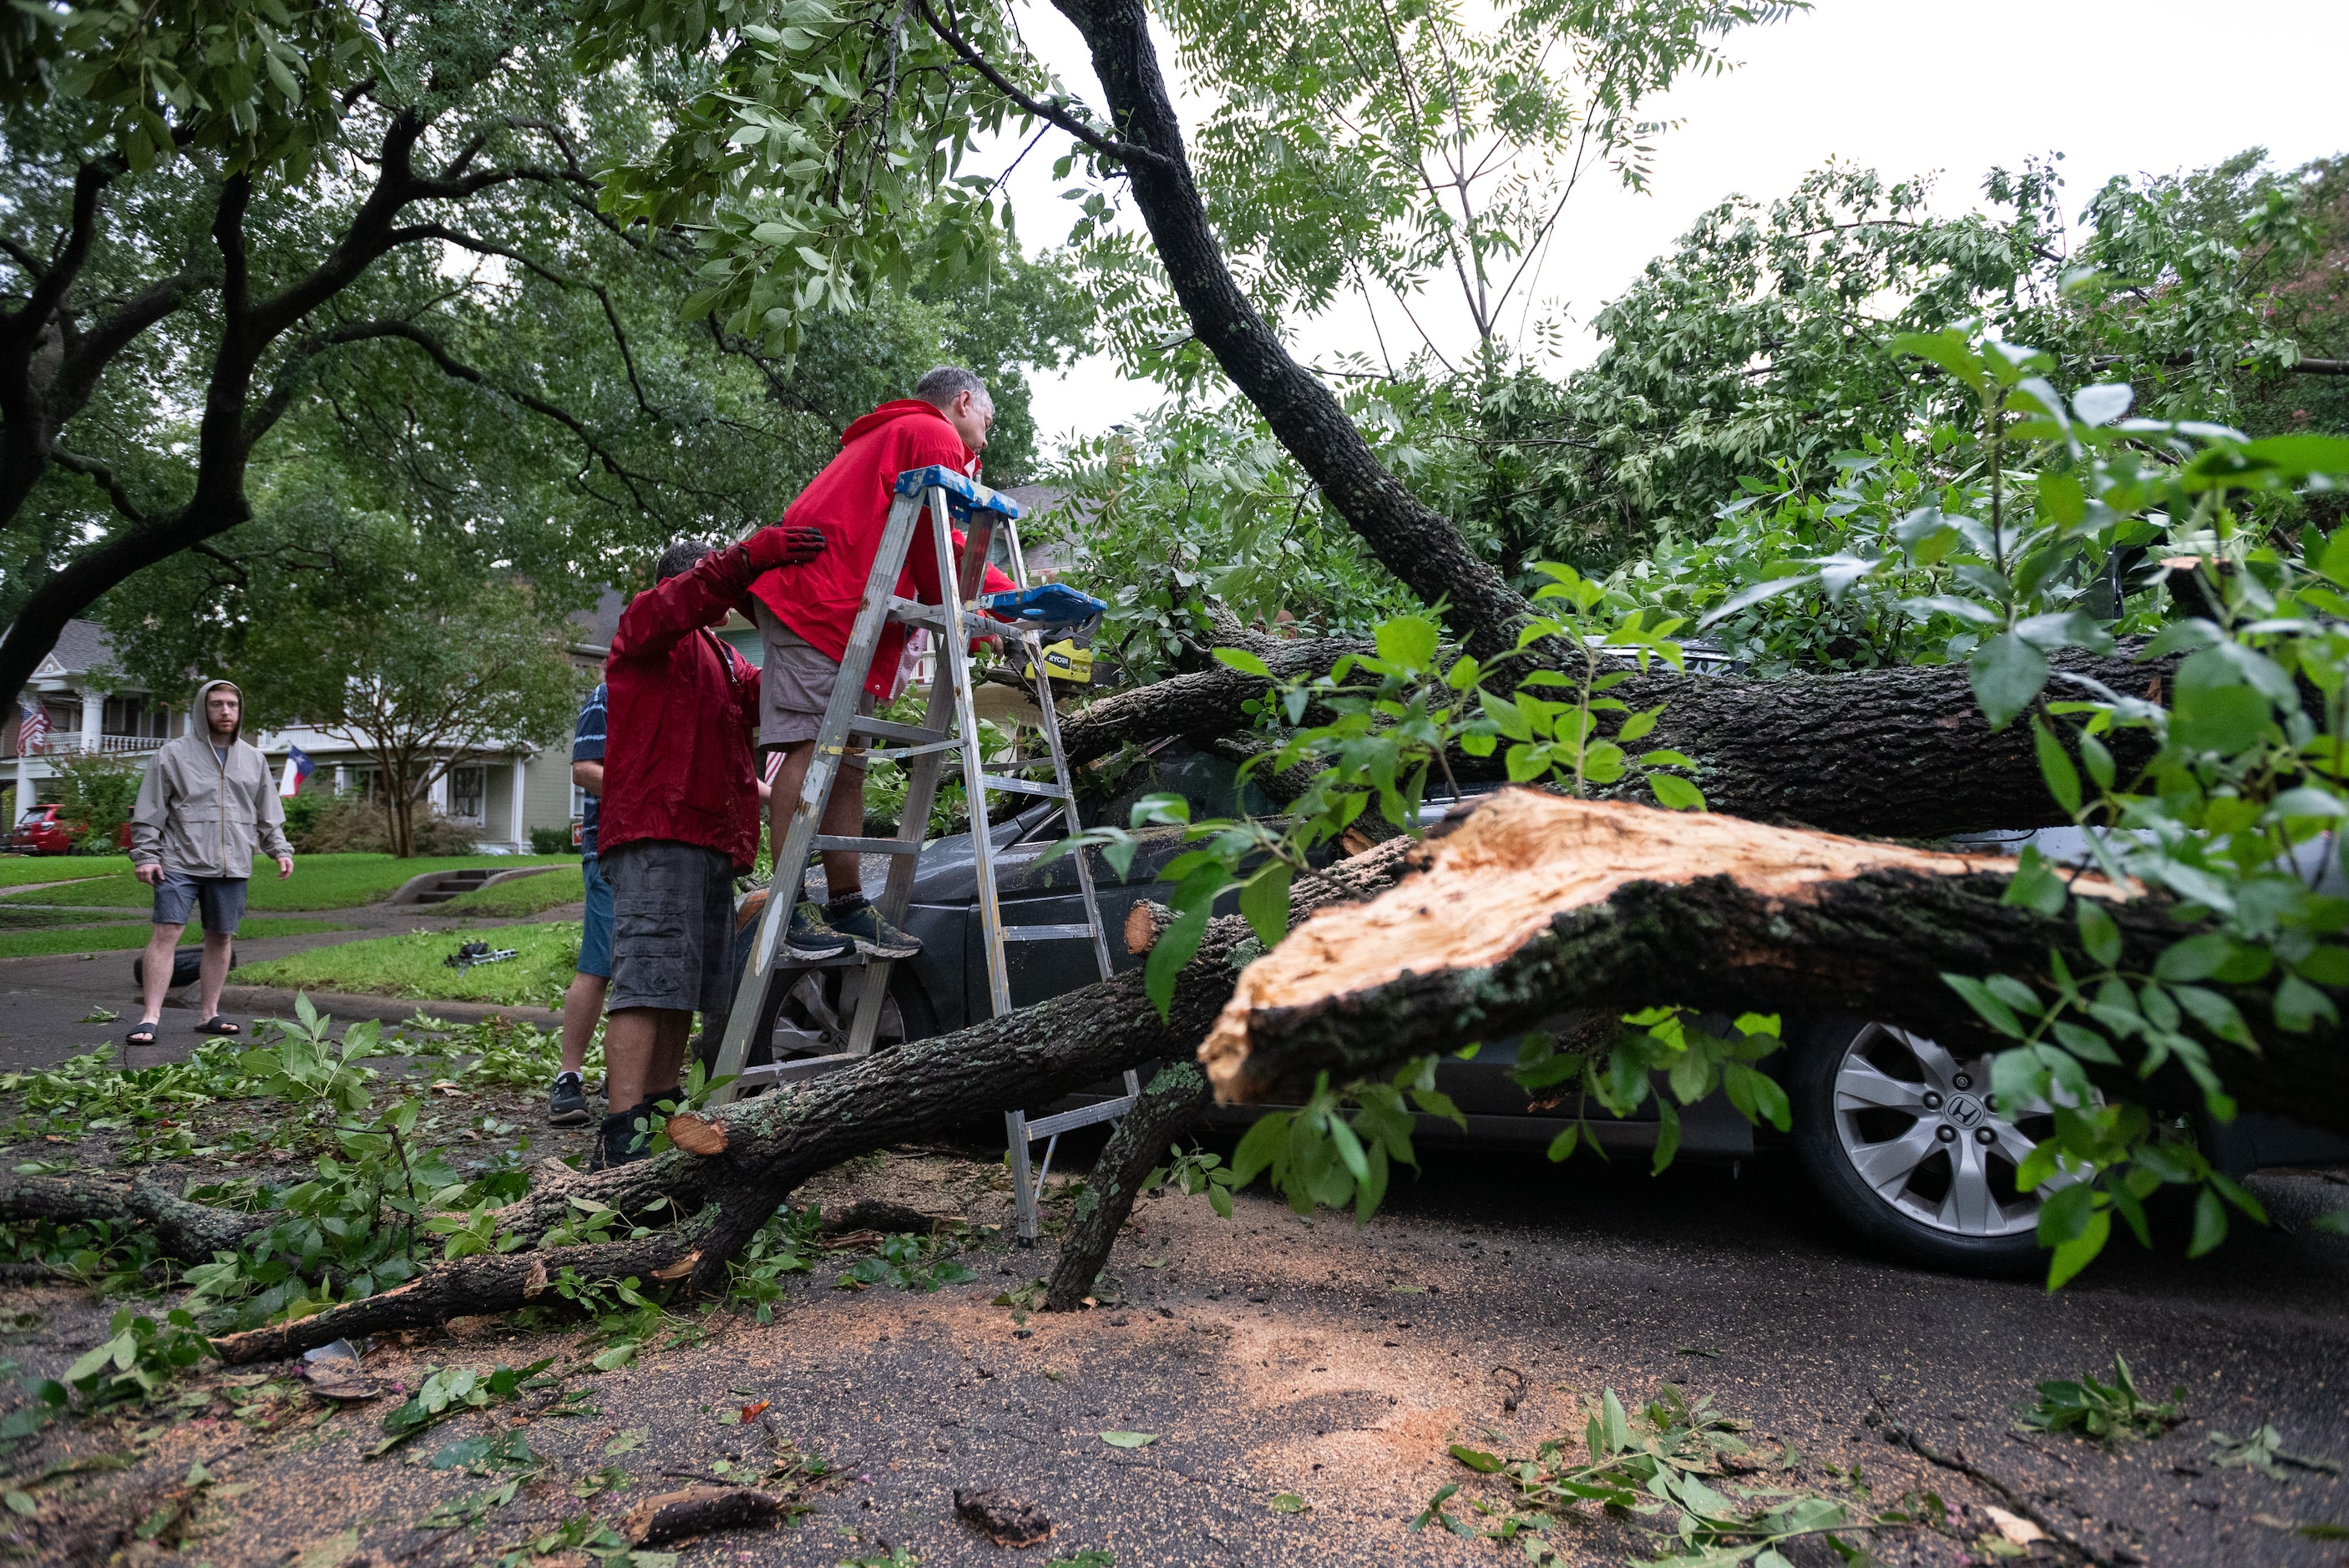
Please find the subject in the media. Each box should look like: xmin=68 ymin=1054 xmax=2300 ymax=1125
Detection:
xmin=5 ymin=609 xmax=620 ymax=855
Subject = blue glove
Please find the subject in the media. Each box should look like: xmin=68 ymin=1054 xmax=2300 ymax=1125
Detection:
xmin=979 ymin=583 xmax=1107 ymax=630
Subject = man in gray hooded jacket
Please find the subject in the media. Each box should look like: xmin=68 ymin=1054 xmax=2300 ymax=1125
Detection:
xmin=127 ymin=680 xmax=295 ymax=1044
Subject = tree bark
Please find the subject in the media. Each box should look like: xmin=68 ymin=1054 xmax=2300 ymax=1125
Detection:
xmin=0 ymin=1174 xmax=273 ymax=1260
xmin=1068 ymin=642 xmax=2168 ymax=839
xmin=1197 ymin=790 xmax=2348 ymax=1134
xmin=179 ymin=840 xmax=1418 ymax=1362
xmin=1042 ymin=1060 xmax=1211 ymax=1312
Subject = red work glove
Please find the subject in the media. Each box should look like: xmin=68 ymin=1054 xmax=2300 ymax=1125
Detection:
xmin=746 ymin=524 xmax=825 ymax=570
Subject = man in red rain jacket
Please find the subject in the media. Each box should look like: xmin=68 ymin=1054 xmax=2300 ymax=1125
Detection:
xmin=595 ymin=527 xmax=819 ymax=1166
xmin=746 ymin=366 xmax=1014 ymax=961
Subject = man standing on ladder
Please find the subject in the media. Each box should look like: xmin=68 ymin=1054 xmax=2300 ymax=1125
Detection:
xmin=745 ymin=367 xmax=1016 ymax=962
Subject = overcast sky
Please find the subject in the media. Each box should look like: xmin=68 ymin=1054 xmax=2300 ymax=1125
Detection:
xmin=999 ymin=0 xmax=2349 ymax=449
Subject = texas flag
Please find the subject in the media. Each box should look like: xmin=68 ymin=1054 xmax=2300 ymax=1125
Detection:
xmin=278 ymin=743 xmax=316 ymax=797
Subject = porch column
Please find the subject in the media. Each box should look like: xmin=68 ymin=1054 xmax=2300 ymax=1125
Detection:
xmin=509 ymin=755 xmax=528 ymax=849
xmin=78 ymin=685 xmax=101 ymax=754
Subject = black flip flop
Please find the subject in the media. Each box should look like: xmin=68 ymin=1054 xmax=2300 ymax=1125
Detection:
xmin=194 ymin=1016 xmax=241 ymax=1037
xmin=126 ymin=1020 xmax=159 ymax=1046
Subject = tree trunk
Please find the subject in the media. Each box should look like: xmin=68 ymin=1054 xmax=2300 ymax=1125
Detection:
xmin=1196 ymin=790 xmax=2348 ymax=1134
xmin=1043 ymin=1060 xmax=1212 ymax=1312
xmin=1067 ymin=643 xmax=2169 ymax=839
xmin=1047 ymin=0 xmax=1533 ymax=658
xmin=138 ymin=839 xmax=1416 ymax=1362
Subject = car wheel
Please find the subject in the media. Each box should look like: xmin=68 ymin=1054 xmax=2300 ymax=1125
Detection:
xmin=1789 ymin=1019 xmax=2092 ymax=1277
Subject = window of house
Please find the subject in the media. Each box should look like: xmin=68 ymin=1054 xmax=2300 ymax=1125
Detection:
xmin=449 ymin=766 xmax=487 ymax=822
xmin=570 ymin=781 xmax=590 ymax=821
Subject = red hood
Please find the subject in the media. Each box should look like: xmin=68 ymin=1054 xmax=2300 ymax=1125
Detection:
xmin=840 ymin=398 xmax=965 ymax=453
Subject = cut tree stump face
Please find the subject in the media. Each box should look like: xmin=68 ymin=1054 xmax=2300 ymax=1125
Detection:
xmin=1195 ymin=789 xmax=2124 ymax=1101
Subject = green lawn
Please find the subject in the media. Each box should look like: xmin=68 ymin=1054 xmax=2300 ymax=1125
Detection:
xmin=0 ymin=855 xmax=132 ymax=886
xmin=230 ymin=922 xmax=581 ymax=1007
xmin=0 ymin=853 xmax=569 ymax=913
xmin=433 ymin=864 xmax=585 ymax=918
xmin=0 ymin=918 xmax=348 ymax=960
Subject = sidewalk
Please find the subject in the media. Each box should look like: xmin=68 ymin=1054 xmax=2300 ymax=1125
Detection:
xmin=0 ymin=902 xmax=580 ymax=1072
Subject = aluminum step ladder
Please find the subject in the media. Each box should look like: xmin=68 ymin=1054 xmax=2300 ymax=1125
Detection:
xmin=705 ymin=463 xmax=1137 ymax=1245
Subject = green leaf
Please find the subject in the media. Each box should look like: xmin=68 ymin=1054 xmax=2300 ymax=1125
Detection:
xmin=1374 ymin=615 xmax=1440 ymax=672
xmin=2046 ymin=1208 xmax=2112 ymax=1291
xmin=2155 ymin=933 xmax=2234 ymax=984
xmin=1943 ymin=974 xmax=2026 ymax=1038
xmin=1971 ymin=633 xmax=2049 ymax=731
xmin=1447 ymin=1444 xmax=1503 ymax=1473
xmin=2032 ymin=718 xmax=2082 ymax=817
xmin=1211 ymin=647 xmax=1272 ymax=679
xmin=2171 ymin=682 xmax=2271 ymax=755
xmin=1646 ymin=771 xmax=1706 ymax=812
xmin=1237 ymin=862 xmax=1293 ymax=950
xmin=2189 ymin=1187 xmax=2228 ymax=1257
xmin=1100 ymin=1430 xmax=1157 ymax=1448
xmin=1144 ymin=903 xmax=1212 ymax=1022
xmin=2077 ymin=902 xmax=2123 ymax=967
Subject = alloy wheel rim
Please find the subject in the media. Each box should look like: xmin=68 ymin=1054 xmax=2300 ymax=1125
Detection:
xmin=1830 ymin=1023 xmax=2088 ymax=1239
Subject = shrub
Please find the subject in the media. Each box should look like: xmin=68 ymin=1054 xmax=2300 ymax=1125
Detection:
xmin=50 ymin=752 xmax=144 ymax=852
xmin=293 ymin=795 xmax=391 ymax=853
xmin=528 ymin=825 xmax=573 ymax=855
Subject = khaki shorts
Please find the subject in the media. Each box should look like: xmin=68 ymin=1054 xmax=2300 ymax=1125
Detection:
xmin=755 ymin=603 xmax=873 ymax=749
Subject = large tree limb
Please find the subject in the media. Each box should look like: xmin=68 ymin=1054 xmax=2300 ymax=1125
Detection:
xmin=1066 ymin=643 xmax=2168 ymax=838
xmin=1197 ymin=791 xmax=2346 ymax=1134
xmin=173 ymin=840 xmax=1416 ymax=1362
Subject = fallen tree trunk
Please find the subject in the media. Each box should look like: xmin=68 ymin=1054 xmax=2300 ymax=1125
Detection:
xmin=148 ymin=840 xmax=1410 ymax=1362
xmin=1198 ymin=791 xmax=2349 ymax=1135
xmin=1067 ymin=645 xmax=2169 ymax=838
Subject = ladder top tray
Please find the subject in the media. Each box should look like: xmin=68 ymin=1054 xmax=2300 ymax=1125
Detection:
xmin=893 ymin=464 xmax=1023 ymax=521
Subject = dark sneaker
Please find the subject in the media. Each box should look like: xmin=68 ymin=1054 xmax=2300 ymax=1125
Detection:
xmin=548 ymin=1071 xmax=590 ymax=1126
xmin=785 ymin=900 xmax=854 ymax=961
xmin=828 ymin=899 xmax=921 ymax=959
xmin=590 ymin=1103 xmax=657 ymax=1169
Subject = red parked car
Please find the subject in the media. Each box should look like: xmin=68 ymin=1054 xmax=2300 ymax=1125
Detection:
xmin=8 ymin=803 xmax=77 ymax=854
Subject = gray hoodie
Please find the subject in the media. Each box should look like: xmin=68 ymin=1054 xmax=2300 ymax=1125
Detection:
xmin=129 ymin=680 xmax=295 ymax=878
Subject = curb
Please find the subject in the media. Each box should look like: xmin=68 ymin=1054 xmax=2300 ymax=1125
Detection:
xmin=213 ymin=984 xmax=563 ymax=1031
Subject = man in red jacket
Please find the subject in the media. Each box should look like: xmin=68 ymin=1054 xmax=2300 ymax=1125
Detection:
xmin=747 ymin=365 xmax=1013 ymax=961
xmin=595 ymin=529 xmax=819 ymax=1167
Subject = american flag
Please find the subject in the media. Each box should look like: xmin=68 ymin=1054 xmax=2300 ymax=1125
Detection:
xmin=16 ymin=703 xmax=45 ymax=755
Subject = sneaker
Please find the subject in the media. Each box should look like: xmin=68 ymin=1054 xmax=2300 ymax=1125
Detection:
xmin=547 ymin=1071 xmax=590 ymax=1126
xmin=785 ymin=900 xmax=854 ymax=961
xmin=827 ymin=896 xmax=922 ymax=959
xmin=590 ymin=1102 xmax=658 ymax=1169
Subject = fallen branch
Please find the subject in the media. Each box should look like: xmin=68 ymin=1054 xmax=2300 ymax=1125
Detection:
xmin=1197 ymin=791 xmax=2344 ymax=1132
xmin=156 ymin=840 xmax=1411 ymax=1361
xmin=1066 ymin=645 xmax=2170 ymax=837
xmin=0 ymin=1174 xmax=273 ymax=1259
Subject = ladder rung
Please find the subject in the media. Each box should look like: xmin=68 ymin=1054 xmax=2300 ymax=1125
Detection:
xmin=862 ymin=740 xmax=960 ymax=762
xmin=813 ymin=835 xmax=921 ymax=855
xmin=733 ymin=1053 xmax=863 ymax=1086
xmin=886 ymin=597 xmax=950 ymax=630
xmin=847 ymin=716 xmax=946 ymax=744
xmin=1018 ymin=1095 xmax=1138 ymax=1141
xmin=981 ymin=775 xmax=1066 ymax=799
xmin=1000 ymin=923 xmax=1095 ymax=943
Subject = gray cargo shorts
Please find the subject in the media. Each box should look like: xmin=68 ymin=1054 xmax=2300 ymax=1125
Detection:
xmin=601 ymin=838 xmax=737 ymax=1019
xmin=755 ymin=602 xmax=873 ymax=751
